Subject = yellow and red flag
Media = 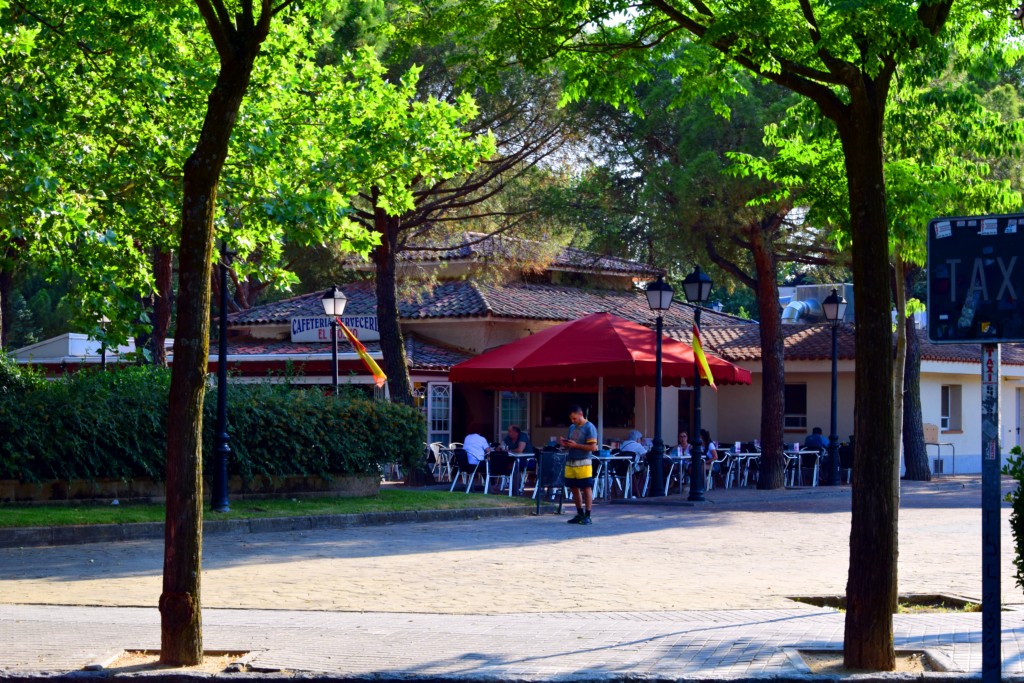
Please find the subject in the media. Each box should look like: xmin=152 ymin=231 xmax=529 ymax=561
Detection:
xmin=338 ymin=318 xmax=388 ymax=388
xmin=692 ymin=324 xmax=717 ymax=392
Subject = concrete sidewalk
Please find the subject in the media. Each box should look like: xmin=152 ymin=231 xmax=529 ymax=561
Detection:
xmin=1 ymin=477 xmax=1021 ymax=680
xmin=2 ymin=603 xmax=1023 ymax=680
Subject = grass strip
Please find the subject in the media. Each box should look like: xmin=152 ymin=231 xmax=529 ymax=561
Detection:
xmin=0 ymin=488 xmax=532 ymax=528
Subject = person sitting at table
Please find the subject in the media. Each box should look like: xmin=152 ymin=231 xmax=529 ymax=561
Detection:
xmin=804 ymin=426 xmax=830 ymax=451
xmin=618 ymin=429 xmax=647 ymax=497
xmin=619 ymin=430 xmax=647 ymax=458
xmin=463 ymin=428 xmax=490 ymax=465
xmin=502 ymin=425 xmax=533 ymax=454
xmin=687 ymin=429 xmax=720 ymax=481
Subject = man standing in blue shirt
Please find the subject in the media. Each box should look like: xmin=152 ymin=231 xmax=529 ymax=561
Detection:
xmin=561 ymin=405 xmax=598 ymax=525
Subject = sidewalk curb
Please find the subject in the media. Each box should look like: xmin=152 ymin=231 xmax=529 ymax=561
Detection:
xmin=0 ymin=504 xmax=555 ymax=549
xmin=0 ymin=671 xmax=1015 ymax=682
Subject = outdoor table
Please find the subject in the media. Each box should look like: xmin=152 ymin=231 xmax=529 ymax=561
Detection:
xmin=504 ymin=451 xmax=536 ymax=495
xmin=730 ymin=450 xmax=760 ymax=487
xmin=661 ymin=453 xmax=691 ymax=496
xmin=782 ymin=449 xmax=822 ymax=486
xmin=592 ymin=455 xmax=636 ymax=500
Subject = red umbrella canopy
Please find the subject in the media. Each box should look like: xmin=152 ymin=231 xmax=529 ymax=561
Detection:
xmin=449 ymin=312 xmax=751 ymax=389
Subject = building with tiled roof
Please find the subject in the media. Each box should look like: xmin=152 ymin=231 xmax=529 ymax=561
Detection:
xmin=222 ymin=234 xmax=755 ymax=445
xmin=662 ymin=322 xmax=1024 ymax=475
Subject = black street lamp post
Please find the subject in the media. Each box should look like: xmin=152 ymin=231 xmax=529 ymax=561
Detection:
xmin=821 ymin=287 xmax=848 ymax=486
xmin=99 ymin=315 xmax=110 ymax=371
xmin=321 ymin=286 xmax=348 ymax=395
xmin=683 ymin=265 xmax=713 ymax=502
xmin=645 ymin=275 xmax=674 ymax=497
xmin=212 ymin=242 xmax=235 ymax=513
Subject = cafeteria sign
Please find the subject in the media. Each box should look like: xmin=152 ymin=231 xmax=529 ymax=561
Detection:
xmin=290 ymin=315 xmax=380 ymax=343
xmin=927 ymin=213 xmax=1024 ymax=344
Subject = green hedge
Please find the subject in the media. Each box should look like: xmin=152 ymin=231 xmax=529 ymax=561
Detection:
xmin=1004 ymin=444 xmax=1024 ymax=591
xmin=0 ymin=356 xmax=425 ymax=483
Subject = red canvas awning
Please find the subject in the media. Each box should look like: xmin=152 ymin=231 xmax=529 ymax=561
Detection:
xmin=449 ymin=312 xmax=751 ymax=389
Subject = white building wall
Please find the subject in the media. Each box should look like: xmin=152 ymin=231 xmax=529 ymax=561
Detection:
xmin=918 ymin=360 xmax=1024 ymax=474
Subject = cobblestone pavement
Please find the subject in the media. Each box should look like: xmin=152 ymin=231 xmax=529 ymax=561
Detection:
xmin=1 ymin=477 xmax=1022 ymax=678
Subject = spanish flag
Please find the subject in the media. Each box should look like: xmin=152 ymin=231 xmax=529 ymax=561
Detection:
xmin=338 ymin=318 xmax=388 ymax=388
xmin=692 ymin=324 xmax=717 ymax=391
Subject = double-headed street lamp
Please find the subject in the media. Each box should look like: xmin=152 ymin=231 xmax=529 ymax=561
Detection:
xmin=821 ymin=287 xmax=848 ymax=486
xmin=321 ymin=285 xmax=348 ymax=395
xmin=683 ymin=265 xmax=713 ymax=502
xmin=645 ymin=274 xmax=674 ymax=497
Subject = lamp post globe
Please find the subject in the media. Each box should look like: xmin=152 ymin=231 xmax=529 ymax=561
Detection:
xmin=821 ymin=287 xmax=847 ymax=486
xmin=322 ymin=286 xmax=347 ymax=395
xmin=682 ymin=265 xmax=712 ymax=502
xmin=645 ymin=275 xmax=674 ymax=497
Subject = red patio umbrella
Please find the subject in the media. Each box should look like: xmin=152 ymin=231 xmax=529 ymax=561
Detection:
xmin=449 ymin=311 xmax=751 ymax=390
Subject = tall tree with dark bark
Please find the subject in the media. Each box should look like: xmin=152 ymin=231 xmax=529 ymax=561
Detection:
xmin=429 ymin=0 xmax=1015 ymax=668
xmin=556 ymin=74 xmax=834 ymax=490
xmin=332 ymin=54 xmax=571 ymax=404
xmin=902 ymin=267 xmax=930 ymax=481
xmin=161 ymin=0 xmax=302 ymax=665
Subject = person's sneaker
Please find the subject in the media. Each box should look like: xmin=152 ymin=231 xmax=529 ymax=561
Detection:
xmin=578 ymin=516 xmax=593 ymax=525
xmin=566 ymin=513 xmax=584 ymax=524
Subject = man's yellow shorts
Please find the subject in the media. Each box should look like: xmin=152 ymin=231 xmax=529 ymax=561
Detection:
xmin=564 ymin=459 xmax=593 ymax=488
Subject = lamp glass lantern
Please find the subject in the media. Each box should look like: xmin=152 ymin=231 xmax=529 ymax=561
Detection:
xmin=822 ymin=287 xmax=848 ymax=324
xmin=646 ymin=275 xmax=674 ymax=311
xmin=321 ymin=286 xmax=348 ymax=317
xmin=682 ymin=266 xmax=713 ymax=303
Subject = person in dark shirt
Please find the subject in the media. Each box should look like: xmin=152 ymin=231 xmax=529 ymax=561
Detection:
xmin=502 ymin=425 xmax=533 ymax=454
xmin=804 ymin=427 xmax=830 ymax=451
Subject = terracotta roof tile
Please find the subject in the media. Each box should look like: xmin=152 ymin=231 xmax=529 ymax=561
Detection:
xmin=672 ymin=323 xmax=1024 ymax=366
xmin=230 ymin=280 xmax=752 ymax=328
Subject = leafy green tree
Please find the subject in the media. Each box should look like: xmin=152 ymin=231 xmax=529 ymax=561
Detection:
xmin=426 ymin=0 xmax=1014 ymax=667
xmin=573 ymin=72 xmax=842 ymax=488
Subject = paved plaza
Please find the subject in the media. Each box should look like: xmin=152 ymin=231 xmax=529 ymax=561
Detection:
xmin=2 ymin=477 xmax=1023 ymax=679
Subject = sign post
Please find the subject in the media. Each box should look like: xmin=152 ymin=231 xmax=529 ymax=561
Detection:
xmin=981 ymin=343 xmax=1001 ymax=683
xmin=928 ymin=213 xmax=1022 ymax=683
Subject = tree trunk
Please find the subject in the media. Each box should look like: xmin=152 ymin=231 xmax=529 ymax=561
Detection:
xmin=150 ymin=248 xmax=173 ymax=367
xmin=0 ymin=267 xmax=12 ymax=350
xmin=161 ymin=47 xmax=263 ymax=665
xmin=892 ymin=253 xmax=906 ymax=493
xmin=751 ymin=228 xmax=786 ymax=489
xmin=902 ymin=281 xmax=930 ymax=481
xmin=372 ymin=204 xmax=413 ymax=405
xmin=840 ymin=97 xmax=897 ymax=671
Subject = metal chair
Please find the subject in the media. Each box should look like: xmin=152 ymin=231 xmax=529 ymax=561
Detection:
xmin=448 ymin=448 xmax=482 ymax=493
xmin=484 ymin=451 xmax=517 ymax=496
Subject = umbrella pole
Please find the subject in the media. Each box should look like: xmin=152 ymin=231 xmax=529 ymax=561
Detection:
xmin=598 ymin=377 xmax=604 ymax=447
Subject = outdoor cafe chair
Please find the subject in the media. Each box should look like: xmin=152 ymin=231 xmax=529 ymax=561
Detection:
xmin=484 ymin=451 xmax=517 ymax=496
xmin=800 ymin=448 xmax=823 ymax=487
xmin=448 ymin=448 xmax=483 ymax=493
xmin=783 ymin=450 xmax=801 ymax=486
xmin=427 ymin=442 xmax=449 ymax=482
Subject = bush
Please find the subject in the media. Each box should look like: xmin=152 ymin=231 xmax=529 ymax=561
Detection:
xmin=0 ymin=363 xmax=425 ymax=484
xmin=1003 ymin=444 xmax=1024 ymax=591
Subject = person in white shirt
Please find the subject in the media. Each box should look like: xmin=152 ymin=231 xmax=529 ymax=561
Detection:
xmin=463 ymin=431 xmax=490 ymax=465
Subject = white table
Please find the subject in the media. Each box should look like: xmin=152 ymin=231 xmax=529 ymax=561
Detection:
xmin=592 ymin=455 xmax=637 ymax=500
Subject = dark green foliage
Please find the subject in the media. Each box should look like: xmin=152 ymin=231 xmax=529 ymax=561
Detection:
xmin=0 ymin=364 xmax=424 ymax=483
xmin=1003 ymin=444 xmax=1024 ymax=591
